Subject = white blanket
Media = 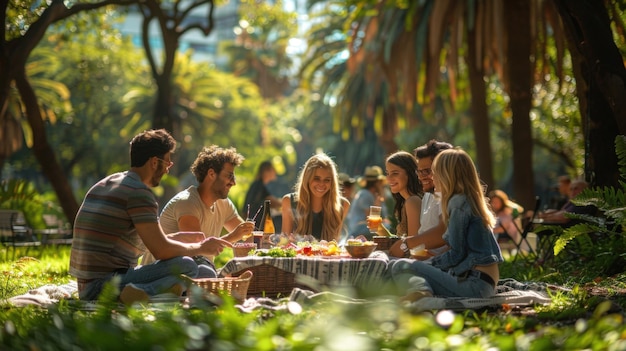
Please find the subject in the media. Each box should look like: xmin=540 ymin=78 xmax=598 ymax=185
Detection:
xmin=7 ymin=281 xmax=78 ymax=308
xmin=5 ymin=278 xmax=556 ymax=313
xmin=237 ymin=279 xmax=557 ymax=313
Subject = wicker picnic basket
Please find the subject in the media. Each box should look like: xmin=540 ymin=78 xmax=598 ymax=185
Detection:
xmin=230 ymin=264 xmax=308 ymax=298
xmin=192 ymin=270 xmax=253 ymax=302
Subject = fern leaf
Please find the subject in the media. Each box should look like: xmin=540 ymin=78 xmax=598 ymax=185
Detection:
xmin=554 ymin=223 xmax=596 ymax=256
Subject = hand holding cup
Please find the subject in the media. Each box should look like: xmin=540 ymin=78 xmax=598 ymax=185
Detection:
xmin=237 ymin=221 xmax=255 ymax=242
xmin=367 ymin=206 xmax=383 ymax=233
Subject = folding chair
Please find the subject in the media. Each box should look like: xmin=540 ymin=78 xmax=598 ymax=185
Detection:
xmin=499 ymin=196 xmax=541 ymax=262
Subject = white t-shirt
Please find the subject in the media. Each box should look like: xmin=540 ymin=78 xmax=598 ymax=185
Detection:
xmin=419 ymin=192 xmax=442 ymax=234
xmin=143 ymin=186 xmax=239 ymax=264
xmin=419 ymin=192 xmax=448 ymax=256
xmin=159 ymin=186 xmax=238 ymax=236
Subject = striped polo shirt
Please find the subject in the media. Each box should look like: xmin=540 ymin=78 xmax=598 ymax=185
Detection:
xmin=69 ymin=171 xmax=157 ymax=280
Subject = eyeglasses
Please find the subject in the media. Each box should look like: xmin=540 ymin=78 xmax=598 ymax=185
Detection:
xmin=417 ymin=168 xmax=432 ymax=177
xmin=155 ymin=157 xmax=174 ymax=169
xmin=225 ymin=172 xmax=236 ymax=182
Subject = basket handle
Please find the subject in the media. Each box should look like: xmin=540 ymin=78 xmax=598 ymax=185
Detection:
xmin=238 ymin=270 xmax=253 ymax=281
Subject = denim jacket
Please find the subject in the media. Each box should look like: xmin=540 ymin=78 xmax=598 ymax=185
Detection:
xmin=431 ymin=194 xmax=503 ymax=275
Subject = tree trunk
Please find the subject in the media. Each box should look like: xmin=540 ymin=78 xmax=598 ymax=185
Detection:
xmin=466 ymin=23 xmax=494 ymax=191
xmin=15 ymin=70 xmax=79 ymax=224
xmin=150 ymin=30 xmax=177 ymax=135
xmin=553 ymin=0 xmax=626 ymax=188
xmin=504 ymin=0 xmax=535 ymax=210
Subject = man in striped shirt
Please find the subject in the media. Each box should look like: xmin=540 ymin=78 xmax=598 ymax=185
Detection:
xmin=70 ymin=129 xmax=232 ymax=305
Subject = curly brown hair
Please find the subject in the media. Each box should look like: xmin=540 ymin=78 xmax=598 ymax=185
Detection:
xmin=191 ymin=145 xmax=245 ymax=183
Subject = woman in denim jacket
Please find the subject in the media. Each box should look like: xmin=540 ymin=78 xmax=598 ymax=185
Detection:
xmin=390 ymin=148 xmax=503 ymax=301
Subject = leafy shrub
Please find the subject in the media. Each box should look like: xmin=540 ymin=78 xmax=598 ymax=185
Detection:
xmin=552 ymin=136 xmax=626 ymax=256
xmin=0 ymin=179 xmax=46 ymax=229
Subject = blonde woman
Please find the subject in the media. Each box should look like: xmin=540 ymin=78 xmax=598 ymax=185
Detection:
xmin=281 ymin=153 xmax=350 ymax=241
xmin=390 ymin=148 xmax=503 ymax=301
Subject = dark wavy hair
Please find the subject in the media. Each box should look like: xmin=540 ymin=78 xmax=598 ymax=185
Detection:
xmin=386 ymin=151 xmax=422 ymax=223
xmin=129 ymin=129 xmax=177 ymax=167
xmin=413 ymin=139 xmax=453 ymax=160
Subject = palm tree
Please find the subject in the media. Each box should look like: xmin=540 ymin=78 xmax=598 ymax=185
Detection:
xmin=303 ymin=0 xmax=625 ymax=209
xmin=299 ymin=0 xmax=397 ymax=175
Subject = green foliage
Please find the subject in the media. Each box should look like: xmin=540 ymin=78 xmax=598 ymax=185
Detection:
xmin=0 ymin=179 xmax=45 ymax=228
xmin=553 ymin=135 xmax=626 ymax=257
xmin=1 ymin=246 xmax=626 ymax=349
xmin=0 ymin=251 xmax=71 ymax=300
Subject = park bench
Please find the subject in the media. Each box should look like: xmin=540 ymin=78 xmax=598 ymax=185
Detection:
xmin=0 ymin=210 xmax=74 ymax=260
xmin=0 ymin=209 xmax=41 ymax=260
xmin=34 ymin=214 xmax=73 ymax=247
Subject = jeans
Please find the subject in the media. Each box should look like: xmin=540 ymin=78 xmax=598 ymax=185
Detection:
xmin=389 ymin=258 xmax=495 ymax=298
xmin=79 ymin=256 xmax=199 ymax=300
xmin=192 ymin=256 xmax=218 ymax=278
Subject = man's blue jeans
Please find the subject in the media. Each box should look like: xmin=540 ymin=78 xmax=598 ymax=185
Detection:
xmin=78 ymin=256 xmax=199 ymax=300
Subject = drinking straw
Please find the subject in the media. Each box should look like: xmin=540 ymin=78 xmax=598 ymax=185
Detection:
xmin=251 ymin=205 xmax=263 ymax=222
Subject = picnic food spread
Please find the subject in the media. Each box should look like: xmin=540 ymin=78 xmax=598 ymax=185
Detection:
xmin=236 ymin=234 xmax=378 ymax=258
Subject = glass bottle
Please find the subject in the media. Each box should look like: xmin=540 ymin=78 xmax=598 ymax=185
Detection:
xmin=261 ymin=200 xmax=275 ymax=248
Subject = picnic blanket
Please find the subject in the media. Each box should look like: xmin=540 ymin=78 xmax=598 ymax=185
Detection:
xmin=6 ymin=281 xmax=78 ymax=308
xmin=4 ymin=278 xmax=557 ymax=312
xmin=236 ymin=278 xmax=557 ymax=313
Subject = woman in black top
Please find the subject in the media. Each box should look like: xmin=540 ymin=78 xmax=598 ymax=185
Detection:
xmin=281 ymin=153 xmax=350 ymax=241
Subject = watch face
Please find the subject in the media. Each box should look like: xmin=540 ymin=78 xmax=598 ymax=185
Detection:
xmin=400 ymin=243 xmax=408 ymax=251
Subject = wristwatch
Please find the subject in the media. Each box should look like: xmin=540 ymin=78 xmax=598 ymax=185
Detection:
xmin=400 ymin=238 xmax=410 ymax=256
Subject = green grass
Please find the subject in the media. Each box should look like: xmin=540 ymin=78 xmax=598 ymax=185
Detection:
xmin=0 ymin=247 xmax=72 ymax=300
xmin=1 ymin=246 xmax=626 ymax=350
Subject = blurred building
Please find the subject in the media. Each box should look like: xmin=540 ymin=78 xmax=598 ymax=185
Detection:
xmin=117 ymin=0 xmax=309 ymax=68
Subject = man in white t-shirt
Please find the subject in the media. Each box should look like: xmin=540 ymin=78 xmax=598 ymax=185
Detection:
xmin=144 ymin=145 xmax=254 ymax=277
xmin=390 ymin=140 xmax=453 ymax=258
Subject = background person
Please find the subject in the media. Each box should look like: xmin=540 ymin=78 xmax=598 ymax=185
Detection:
xmin=149 ymin=145 xmax=254 ymax=277
xmin=488 ymin=189 xmax=524 ymax=245
xmin=244 ymin=160 xmax=282 ymax=231
xmin=539 ymin=179 xmax=595 ymax=227
xmin=390 ymin=148 xmax=503 ymax=301
xmin=281 ymin=153 xmax=350 ymax=241
xmin=69 ymin=129 xmax=232 ymax=305
xmin=547 ymin=175 xmax=571 ymax=210
xmin=345 ymin=166 xmax=388 ymax=239
xmin=338 ymin=173 xmax=357 ymax=202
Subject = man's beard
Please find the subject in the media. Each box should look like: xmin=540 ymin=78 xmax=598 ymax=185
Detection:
xmin=151 ymin=166 xmax=166 ymax=187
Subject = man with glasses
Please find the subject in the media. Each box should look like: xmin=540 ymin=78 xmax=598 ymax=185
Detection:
xmin=389 ymin=139 xmax=453 ymax=258
xmin=70 ymin=129 xmax=233 ymax=305
xmin=154 ymin=145 xmax=254 ymax=276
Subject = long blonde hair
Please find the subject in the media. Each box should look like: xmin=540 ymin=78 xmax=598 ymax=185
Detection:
xmin=292 ymin=153 xmax=344 ymax=241
xmin=432 ymin=148 xmax=496 ymax=228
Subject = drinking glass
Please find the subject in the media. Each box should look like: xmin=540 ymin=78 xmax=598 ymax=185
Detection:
xmin=241 ymin=221 xmax=255 ymax=242
xmin=252 ymin=231 xmax=264 ymax=248
xmin=368 ymin=206 xmax=382 ymax=234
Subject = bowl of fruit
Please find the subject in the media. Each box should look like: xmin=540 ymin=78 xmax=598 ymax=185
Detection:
xmin=344 ymin=240 xmax=378 ymax=258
